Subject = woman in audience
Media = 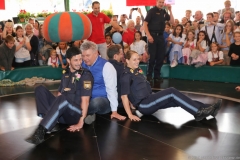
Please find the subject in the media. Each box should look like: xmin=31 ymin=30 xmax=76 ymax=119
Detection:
xmin=190 ymin=31 xmax=211 ymax=67
xmin=33 ymin=20 xmax=40 ymax=37
xmin=130 ymin=31 xmax=148 ymax=63
xmin=182 ymin=30 xmax=196 ymax=65
xmin=2 ymin=21 xmax=15 ymax=39
xmin=207 ymin=42 xmax=224 ymax=66
xmin=14 ymin=26 xmax=31 ymax=67
xmin=167 ymin=24 xmax=185 ymax=67
xmin=219 ymin=20 xmax=235 ymax=65
xmin=25 ymin=23 xmax=39 ymax=66
xmin=56 ymin=42 xmax=69 ymax=68
xmin=122 ymin=20 xmax=136 ymax=46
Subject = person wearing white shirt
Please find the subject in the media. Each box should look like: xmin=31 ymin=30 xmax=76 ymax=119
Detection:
xmin=208 ymin=42 xmax=224 ymax=66
xmin=81 ymin=41 xmax=126 ymax=124
xmin=201 ymin=13 xmax=221 ymax=44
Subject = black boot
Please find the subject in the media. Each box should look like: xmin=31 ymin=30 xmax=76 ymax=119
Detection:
xmin=211 ymin=99 xmax=222 ymax=117
xmin=195 ymin=105 xmax=216 ymax=121
xmin=25 ymin=125 xmax=46 ymax=145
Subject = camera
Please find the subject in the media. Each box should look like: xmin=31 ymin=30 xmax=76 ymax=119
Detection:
xmin=132 ymin=8 xmax=138 ymax=11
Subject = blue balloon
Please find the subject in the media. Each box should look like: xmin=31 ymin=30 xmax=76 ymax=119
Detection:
xmin=112 ymin=32 xmax=122 ymax=44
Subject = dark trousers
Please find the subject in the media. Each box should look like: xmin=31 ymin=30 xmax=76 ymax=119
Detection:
xmin=35 ymin=85 xmax=81 ymax=130
xmin=87 ymin=97 xmax=111 ymax=115
xmin=138 ymin=87 xmax=206 ymax=115
xmin=147 ymin=34 xmax=165 ymax=78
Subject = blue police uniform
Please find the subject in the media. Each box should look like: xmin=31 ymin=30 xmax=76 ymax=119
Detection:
xmin=145 ymin=7 xmax=170 ymax=79
xmin=35 ymin=68 xmax=93 ymax=131
xmin=108 ymin=59 xmax=124 ymax=103
xmin=120 ymin=67 xmax=221 ymax=121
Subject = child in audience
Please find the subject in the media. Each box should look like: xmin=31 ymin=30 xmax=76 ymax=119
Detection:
xmin=14 ymin=26 xmax=31 ymax=67
xmin=207 ymin=42 xmax=224 ymax=66
xmin=164 ymin=22 xmax=172 ymax=61
xmin=190 ymin=31 xmax=211 ymax=67
xmin=228 ymin=31 xmax=240 ymax=66
xmin=48 ymin=49 xmax=59 ymax=68
xmin=167 ymin=24 xmax=185 ymax=67
xmin=130 ymin=31 xmax=147 ymax=63
xmin=122 ymin=44 xmax=130 ymax=63
xmin=182 ymin=30 xmax=196 ymax=65
xmin=105 ymin=34 xmax=114 ymax=48
xmin=56 ymin=42 xmax=69 ymax=68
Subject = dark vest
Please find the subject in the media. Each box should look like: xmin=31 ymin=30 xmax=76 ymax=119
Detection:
xmin=109 ymin=59 xmax=124 ymax=102
xmin=123 ymin=67 xmax=152 ymax=106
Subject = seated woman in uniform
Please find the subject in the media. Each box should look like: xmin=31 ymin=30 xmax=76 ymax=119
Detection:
xmin=120 ymin=50 xmax=222 ymax=121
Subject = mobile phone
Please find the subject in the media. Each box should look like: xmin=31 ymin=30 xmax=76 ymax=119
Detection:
xmin=132 ymin=8 xmax=138 ymax=11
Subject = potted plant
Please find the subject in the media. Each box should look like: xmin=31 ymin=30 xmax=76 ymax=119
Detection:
xmin=101 ymin=9 xmax=113 ymax=18
xmin=17 ymin=10 xmax=27 ymax=23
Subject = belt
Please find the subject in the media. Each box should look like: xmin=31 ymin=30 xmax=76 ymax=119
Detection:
xmin=150 ymin=32 xmax=163 ymax=36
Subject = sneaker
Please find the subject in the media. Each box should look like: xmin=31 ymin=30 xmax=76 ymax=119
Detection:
xmin=195 ymin=62 xmax=204 ymax=68
xmin=170 ymin=60 xmax=178 ymax=68
xmin=84 ymin=114 xmax=96 ymax=125
xmin=25 ymin=125 xmax=46 ymax=145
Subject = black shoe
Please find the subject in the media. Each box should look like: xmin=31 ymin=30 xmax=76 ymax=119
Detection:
xmin=84 ymin=114 xmax=96 ymax=125
xmin=195 ymin=105 xmax=216 ymax=121
xmin=25 ymin=125 xmax=46 ymax=145
xmin=211 ymin=99 xmax=222 ymax=117
xmin=46 ymin=123 xmax=60 ymax=134
xmin=147 ymin=76 xmax=153 ymax=82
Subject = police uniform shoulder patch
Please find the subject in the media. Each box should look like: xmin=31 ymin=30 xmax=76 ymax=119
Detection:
xmin=83 ymin=81 xmax=92 ymax=90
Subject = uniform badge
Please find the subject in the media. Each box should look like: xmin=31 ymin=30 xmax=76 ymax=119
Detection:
xmin=64 ymin=88 xmax=71 ymax=91
xmin=130 ymin=69 xmax=134 ymax=73
xmin=65 ymin=76 xmax=69 ymax=78
xmin=83 ymin=81 xmax=92 ymax=90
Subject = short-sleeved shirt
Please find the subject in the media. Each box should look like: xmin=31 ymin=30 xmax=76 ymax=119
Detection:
xmin=122 ymin=28 xmax=136 ymax=46
xmin=58 ymin=68 xmax=93 ymax=107
xmin=144 ymin=6 xmax=170 ymax=33
xmin=130 ymin=40 xmax=146 ymax=55
xmin=14 ymin=36 xmax=30 ymax=59
xmin=87 ymin=12 xmax=111 ymax=44
xmin=208 ymin=51 xmax=224 ymax=62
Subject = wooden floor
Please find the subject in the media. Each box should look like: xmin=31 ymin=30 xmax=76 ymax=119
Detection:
xmin=0 ymin=79 xmax=240 ymax=160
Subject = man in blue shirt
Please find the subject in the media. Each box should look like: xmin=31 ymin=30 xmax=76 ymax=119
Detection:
xmin=81 ymin=41 xmax=126 ymax=123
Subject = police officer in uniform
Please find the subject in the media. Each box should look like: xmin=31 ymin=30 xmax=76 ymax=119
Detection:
xmin=120 ymin=50 xmax=222 ymax=121
xmin=26 ymin=47 xmax=93 ymax=145
xmin=143 ymin=0 xmax=174 ymax=81
xmin=107 ymin=44 xmax=124 ymax=104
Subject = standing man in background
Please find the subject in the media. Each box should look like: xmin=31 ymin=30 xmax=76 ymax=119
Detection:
xmin=144 ymin=0 xmax=174 ymax=81
xmin=87 ymin=1 xmax=121 ymax=59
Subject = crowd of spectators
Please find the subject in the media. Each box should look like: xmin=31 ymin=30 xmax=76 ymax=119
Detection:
xmin=0 ymin=0 xmax=240 ymax=72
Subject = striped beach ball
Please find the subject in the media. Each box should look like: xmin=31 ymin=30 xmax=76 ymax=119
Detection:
xmin=43 ymin=12 xmax=92 ymax=42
